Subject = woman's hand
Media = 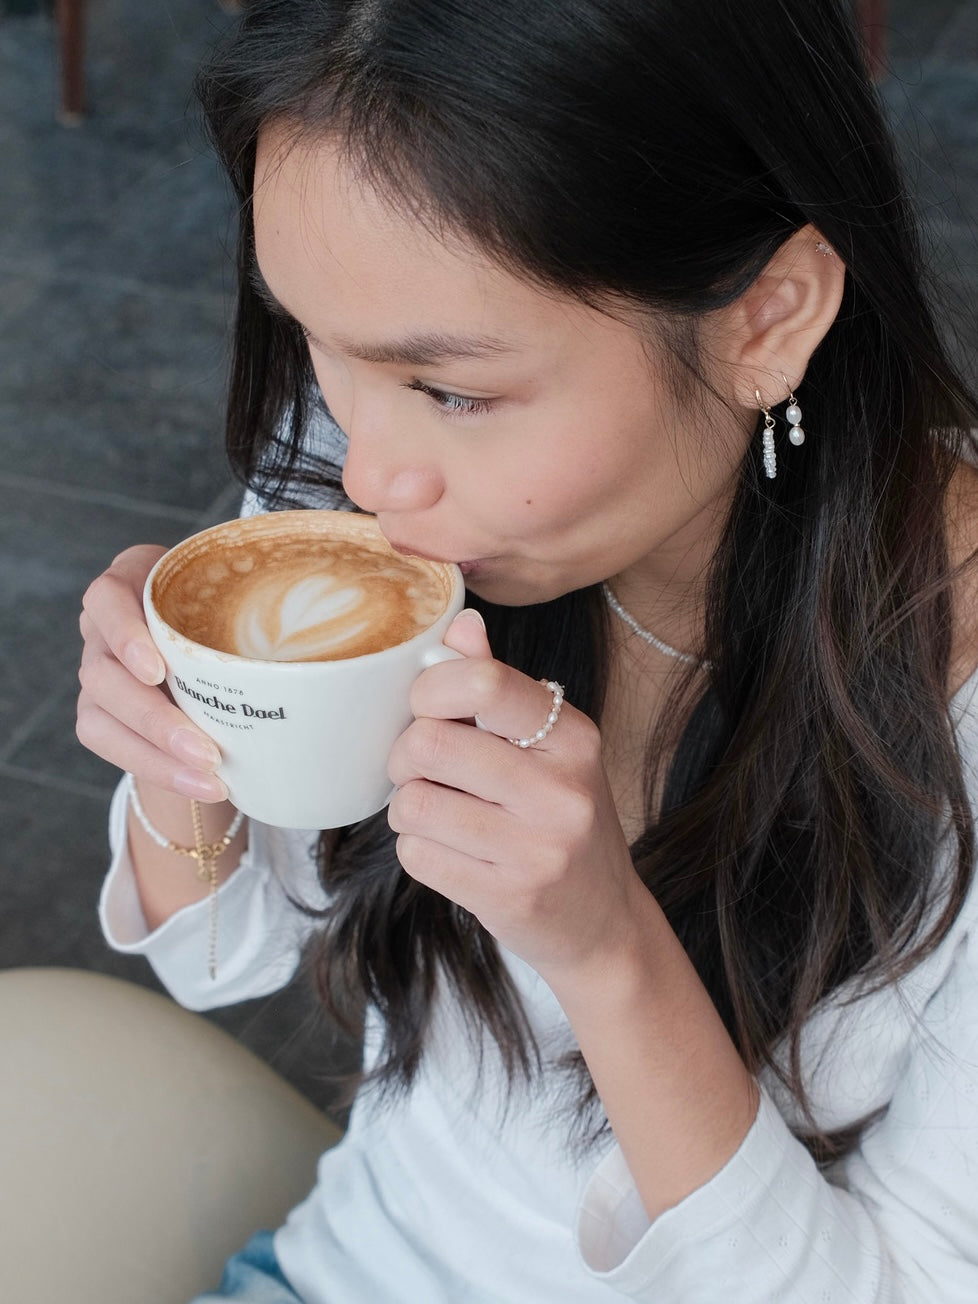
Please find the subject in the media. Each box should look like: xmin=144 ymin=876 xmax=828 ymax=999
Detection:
xmin=76 ymin=545 xmax=227 ymax=801
xmin=391 ymin=610 xmax=759 ymax=1226
xmin=387 ymin=609 xmax=644 ymax=981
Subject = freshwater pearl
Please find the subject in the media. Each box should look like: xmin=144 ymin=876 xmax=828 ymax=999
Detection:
xmin=788 ymin=425 xmax=806 ymax=446
xmin=785 ymin=404 xmax=802 ymax=426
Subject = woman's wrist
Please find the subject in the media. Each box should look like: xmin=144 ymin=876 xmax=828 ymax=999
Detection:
xmin=127 ymin=773 xmax=244 ymax=854
xmin=125 ymin=776 xmax=248 ymax=934
xmin=548 ymin=886 xmax=759 ymax=1221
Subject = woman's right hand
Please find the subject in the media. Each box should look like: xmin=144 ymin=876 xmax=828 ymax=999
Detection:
xmin=77 ymin=545 xmax=228 ymax=802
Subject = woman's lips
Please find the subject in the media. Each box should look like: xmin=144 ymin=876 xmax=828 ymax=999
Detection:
xmin=386 ymin=539 xmax=490 ymax=576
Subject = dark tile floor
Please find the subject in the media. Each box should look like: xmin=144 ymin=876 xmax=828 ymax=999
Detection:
xmin=1 ymin=0 xmax=976 ymax=1118
xmin=0 ymin=0 xmax=355 ymax=1114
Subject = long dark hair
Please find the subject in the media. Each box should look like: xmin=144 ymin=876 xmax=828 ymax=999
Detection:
xmin=197 ymin=0 xmax=978 ymax=1158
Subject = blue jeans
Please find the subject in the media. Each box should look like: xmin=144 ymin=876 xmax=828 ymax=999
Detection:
xmin=192 ymin=1230 xmax=303 ymax=1302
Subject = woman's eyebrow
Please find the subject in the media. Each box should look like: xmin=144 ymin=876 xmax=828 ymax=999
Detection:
xmin=329 ymin=331 xmax=518 ymax=366
xmin=248 ymin=259 xmax=518 ymax=367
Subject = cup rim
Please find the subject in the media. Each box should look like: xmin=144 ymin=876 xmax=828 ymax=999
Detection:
xmin=144 ymin=509 xmax=464 ymax=670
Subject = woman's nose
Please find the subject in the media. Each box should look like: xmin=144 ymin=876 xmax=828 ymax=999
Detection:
xmin=342 ymin=456 xmax=443 ymax=515
xmin=339 ymin=412 xmax=443 ymax=516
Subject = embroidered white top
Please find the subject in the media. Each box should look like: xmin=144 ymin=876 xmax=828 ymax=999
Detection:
xmin=99 ymin=666 xmax=978 ymax=1303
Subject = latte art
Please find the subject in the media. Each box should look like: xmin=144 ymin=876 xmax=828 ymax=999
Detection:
xmin=236 ymin=575 xmax=369 ymax=661
xmin=153 ymin=520 xmax=451 ymax=662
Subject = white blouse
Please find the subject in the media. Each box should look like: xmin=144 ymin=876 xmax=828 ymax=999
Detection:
xmin=99 ymin=665 xmax=978 ymax=1302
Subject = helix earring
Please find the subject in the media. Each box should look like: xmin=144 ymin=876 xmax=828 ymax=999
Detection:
xmin=755 ymin=388 xmax=777 ymax=479
xmin=783 ymin=376 xmax=805 ymax=446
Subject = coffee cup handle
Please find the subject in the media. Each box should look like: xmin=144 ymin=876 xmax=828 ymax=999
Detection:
xmin=422 ymin=643 xmax=465 ymax=669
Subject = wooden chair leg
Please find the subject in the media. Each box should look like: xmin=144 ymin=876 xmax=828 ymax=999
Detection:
xmin=55 ymin=0 xmax=85 ymax=124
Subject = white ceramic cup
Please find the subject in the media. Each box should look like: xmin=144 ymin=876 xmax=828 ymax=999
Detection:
xmin=143 ymin=510 xmax=464 ymax=828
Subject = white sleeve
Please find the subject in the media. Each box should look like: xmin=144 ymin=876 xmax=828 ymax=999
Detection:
xmin=98 ymin=778 xmax=327 ymax=1012
xmin=575 ymin=922 xmax=978 ymax=1302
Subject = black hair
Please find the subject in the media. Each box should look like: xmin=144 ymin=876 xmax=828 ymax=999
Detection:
xmin=197 ymin=0 xmax=978 ymax=1159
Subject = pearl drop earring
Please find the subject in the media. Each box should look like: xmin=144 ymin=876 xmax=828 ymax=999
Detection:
xmin=783 ymin=376 xmax=805 ymax=446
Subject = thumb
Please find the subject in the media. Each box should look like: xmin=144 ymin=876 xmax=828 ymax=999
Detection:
xmin=442 ymin=607 xmax=492 ymax=659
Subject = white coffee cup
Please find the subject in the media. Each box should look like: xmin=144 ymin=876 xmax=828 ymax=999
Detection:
xmin=144 ymin=510 xmax=464 ymax=828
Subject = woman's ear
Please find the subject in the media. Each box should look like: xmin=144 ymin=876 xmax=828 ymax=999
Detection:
xmin=715 ymin=224 xmax=846 ymax=408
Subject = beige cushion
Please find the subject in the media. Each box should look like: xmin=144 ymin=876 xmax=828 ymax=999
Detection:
xmin=0 ymin=968 xmax=341 ymax=1303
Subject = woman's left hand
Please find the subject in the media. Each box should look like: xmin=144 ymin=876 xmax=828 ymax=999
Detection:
xmin=387 ymin=608 xmax=644 ymax=981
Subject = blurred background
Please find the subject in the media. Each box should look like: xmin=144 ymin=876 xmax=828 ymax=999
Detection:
xmin=0 ymin=0 xmax=975 ymax=1122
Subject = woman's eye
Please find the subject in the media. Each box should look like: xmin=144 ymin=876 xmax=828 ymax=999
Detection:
xmin=405 ymin=380 xmax=494 ymax=417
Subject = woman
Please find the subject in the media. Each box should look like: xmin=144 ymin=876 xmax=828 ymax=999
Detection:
xmin=77 ymin=0 xmax=978 ymax=1298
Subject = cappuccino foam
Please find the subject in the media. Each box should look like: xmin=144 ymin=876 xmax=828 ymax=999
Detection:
xmin=154 ymin=522 xmax=450 ymax=662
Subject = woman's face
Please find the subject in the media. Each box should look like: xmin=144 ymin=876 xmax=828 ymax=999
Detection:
xmin=253 ymin=125 xmax=751 ymax=607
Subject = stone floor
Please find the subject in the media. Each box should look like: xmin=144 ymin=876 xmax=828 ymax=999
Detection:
xmin=0 ymin=0 xmax=357 ymax=1115
xmin=0 ymin=0 xmax=976 ymax=1119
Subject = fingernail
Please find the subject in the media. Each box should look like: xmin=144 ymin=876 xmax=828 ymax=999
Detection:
xmin=172 ymin=729 xmax=222 ymax=771
xmin=126 ymin=640 xmax=165 ymax=685
xmin=173 ymin=769 xmax=229 ymax=802
xmin=453 ymin=607 xmax=486 ymax=629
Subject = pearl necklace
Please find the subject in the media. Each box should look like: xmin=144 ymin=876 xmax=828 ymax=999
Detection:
xmin=601 ymin=583 xmax=708 ymax=668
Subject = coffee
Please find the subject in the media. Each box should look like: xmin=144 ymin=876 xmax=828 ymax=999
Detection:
xmin=152 ymin=514 xmax=452 ymax=662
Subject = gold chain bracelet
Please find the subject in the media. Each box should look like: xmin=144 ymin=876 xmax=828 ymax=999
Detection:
xmin=125 ymin=773 xmax=244 ymax=979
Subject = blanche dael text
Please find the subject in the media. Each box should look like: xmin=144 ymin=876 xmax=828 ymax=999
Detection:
xmin=174 ymin=676 xmax=286 ymax=720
